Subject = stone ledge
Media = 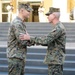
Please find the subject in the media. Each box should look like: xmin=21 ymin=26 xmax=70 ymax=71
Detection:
xmin=0 ymin=41 xmax=75 ymax=49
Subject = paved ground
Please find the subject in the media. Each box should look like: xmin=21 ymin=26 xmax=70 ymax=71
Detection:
xmin=0 ymin=41 xmax=75 ymax=49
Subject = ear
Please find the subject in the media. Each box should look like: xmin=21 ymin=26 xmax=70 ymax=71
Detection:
xmin=19 ymin=8 xmax=23 ymax=13
xmin=20 ymin=8 xmax=24 ymax=13
xmin=21 ymin=8 xmax=24 ymax=12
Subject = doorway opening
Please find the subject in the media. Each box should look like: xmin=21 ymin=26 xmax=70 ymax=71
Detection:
xmin=32 ymin=5 xmax=39 ymax=22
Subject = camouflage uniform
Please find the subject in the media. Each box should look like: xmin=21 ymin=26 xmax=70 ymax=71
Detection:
xmin=7 ymin=16 xmax=34 ymax=75
xmin=48 ymin=64 xmax=63 ymax=75
xmin=8 ymin=58 xmax=25 ymax=75
xmin=35 ymin=22 xmax=66 ymax=75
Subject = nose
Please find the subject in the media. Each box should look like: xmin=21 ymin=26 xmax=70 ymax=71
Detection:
xmin=47 ymin=16 xmax=49 ymax=19
xmin=29 ymin=11 xmax=31 ymax=14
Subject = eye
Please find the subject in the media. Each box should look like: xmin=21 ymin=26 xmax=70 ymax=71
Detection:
xmin=27 ymin=10 xmax=30 ymax=12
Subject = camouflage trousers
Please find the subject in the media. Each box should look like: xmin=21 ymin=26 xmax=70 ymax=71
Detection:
xmin=8 ymin=58 xmax=25 ymax=75
xmin=48 ymin=64 xmax=63 ymax=75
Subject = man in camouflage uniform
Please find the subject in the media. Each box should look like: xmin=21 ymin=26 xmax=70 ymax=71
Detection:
xmin=7 ymin=3 xmax=33 ymax=75
xmin=20 ymin=7 xmax=66 ymax=75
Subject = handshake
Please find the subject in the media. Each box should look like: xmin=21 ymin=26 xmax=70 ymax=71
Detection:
xmin=19 ymin=32 xmax=40 ymax=46
xmin=19 ymin=32 xmax=31 ymax=41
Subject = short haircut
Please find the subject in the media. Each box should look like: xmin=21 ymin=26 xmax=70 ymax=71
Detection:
xmin=53 ymin=12 xmax=60 ymax=19
xmin=18 ymin=3 xmax=33 ymax=12
xmin=18 ymin=3 xmax=28 ymax=11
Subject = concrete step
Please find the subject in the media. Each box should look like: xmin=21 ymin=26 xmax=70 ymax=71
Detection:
xmin=0 ymin=24 xmax=75 ymax=31
xmin=0 ymin=29 xmax=71 ymax=32
xmin=63 ymin=68 xmax=75 ymax=75
xmin=0 ymin=52 xmax=75 ymax=61
xmin=67 ymin=35 xmax=75 ymax=38
xmin=0 ymin=72 xmax=47 ymax=75
xmin=0 ymin=71 xmax=75 ymax=75
xmin=0 ymin=34 xmax=74 ymax=37
xmin=66 ymin=39 xmax=75 ymax=42
xmin=0 ymin=29 xmax=75 ymax=33
xmin=0 ymin=46 xmax=75 ymax=54
xmin=0 ymin=65 xmax=48 ymax=73
xmin=27 ymin=53 xmax=75 ymax=61
xmin=0 ymin=23 xmax=75 ymax=29
xmin=0 ymin=38 xmax=75 ymax=42
xmin=0 ymin=34 xmax=73 ymax=38
xmin=1 ymin=23 xmax=75 ymax=26
xmin=0 ymin=58 xmax=75 ymax=68
xmin=64 ymin=61 xmax=75 ymax=68
xmin=0 ymin=32 xmax=75 ymax=36
xmin=0 ymin=65 xmax=75 ymax=75
xmin=0 ymin=25 xmax=75 ymax=29
xmin=65 ymin=54 xmax=75 ymax=61
xmin=0 ymin=37 xmax=75 ymax=42
xmin=0 ymin=28 xmax=51 ymax=31
xmin=0 ymin=29 xmax=75 ymax=34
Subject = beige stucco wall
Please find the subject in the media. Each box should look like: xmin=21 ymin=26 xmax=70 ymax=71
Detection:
xmin=43 ymin=0 xmax=52 ymax=14
xmin=0 ymin=0 xmax=74 ymax=22
xmin=67 ymin=0 xmax=75 ymax=13
xmin=43 ymin=0 xmax=53 ymax=22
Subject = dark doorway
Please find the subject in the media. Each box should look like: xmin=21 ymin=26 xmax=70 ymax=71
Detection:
xmin=32 ymin=5 xmax=39 ymax=22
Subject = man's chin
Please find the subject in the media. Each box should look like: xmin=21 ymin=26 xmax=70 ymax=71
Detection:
xmin=24 ymin=16 xmax=30 ymax=19
xmin=49 ymin=21 xmax=52 ymax=23
xmin=27 ymin=16 xmax=30 ymax=18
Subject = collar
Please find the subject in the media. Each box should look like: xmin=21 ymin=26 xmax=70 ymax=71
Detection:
xmin=16 ymin=16 xmax=23 ymax=22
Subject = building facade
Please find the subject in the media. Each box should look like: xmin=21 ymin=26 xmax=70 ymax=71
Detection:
xmin=0 ymin=0 xmax=75 ymax=22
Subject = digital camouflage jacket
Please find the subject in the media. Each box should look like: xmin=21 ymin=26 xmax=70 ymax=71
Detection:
xmin=35 ymin=22 xmax=66 ymax=64
xmin=7 ymin=17 xmax=34 ymax=61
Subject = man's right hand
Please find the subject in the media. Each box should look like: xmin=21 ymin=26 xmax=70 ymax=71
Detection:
xmin=19 ymin=32 xmax=30 ymax=40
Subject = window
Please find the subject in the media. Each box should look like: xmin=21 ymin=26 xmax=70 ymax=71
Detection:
xmin=2 ymin=3 xmax=9 ymax=12
xmin=2 ymin=2 xmax=10 ymax=22
xmin=2 ymin=14 xmax=8 ymax=22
